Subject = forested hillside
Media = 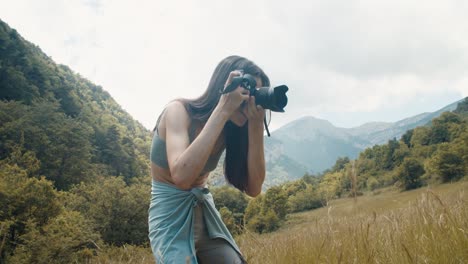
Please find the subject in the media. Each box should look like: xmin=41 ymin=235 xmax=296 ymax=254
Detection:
xmin=0 ymin=19 xmax=153 ymax=262
xmin=0 ymin=20 xmax=152 ymax=190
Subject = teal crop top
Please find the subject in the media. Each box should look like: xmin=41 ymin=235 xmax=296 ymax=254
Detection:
xmin=150 ymin=121 xmax=224 ymax=175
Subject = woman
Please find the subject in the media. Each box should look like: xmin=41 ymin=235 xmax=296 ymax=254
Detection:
xmin=148 ymin=55 xmax=269 ymax=263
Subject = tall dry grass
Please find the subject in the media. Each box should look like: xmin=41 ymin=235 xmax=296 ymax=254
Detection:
xmin=237 ymin=182 xmax=468 ymax=264
xmin=87 ymin=244 xmax=154 ymax=264
xmin=87 ymin=182 xmax=467 ymax=263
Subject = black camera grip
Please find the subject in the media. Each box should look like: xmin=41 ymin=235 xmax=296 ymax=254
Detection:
xmin=220 ymin=76 xmax=243 ymax=94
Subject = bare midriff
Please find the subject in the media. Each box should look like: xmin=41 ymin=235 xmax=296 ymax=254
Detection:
xmin=151 ymin=162 xmax=210 ymax=189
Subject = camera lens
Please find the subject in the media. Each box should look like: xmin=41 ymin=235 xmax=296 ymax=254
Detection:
xmin=254 ymin=85 xmax=288 ymax=112
xmin=238 ymin=74 xmax=289 ymax=112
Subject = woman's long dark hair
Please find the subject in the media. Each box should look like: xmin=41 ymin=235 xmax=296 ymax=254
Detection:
xmin=153 ymin=55 xmax=270 ymax=192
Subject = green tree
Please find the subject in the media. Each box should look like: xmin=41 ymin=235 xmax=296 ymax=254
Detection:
xmin=65 ymin=176 xmax=149 ymax=245
xmin=302 ymin=173 xmax=320 ymax=185
xmin=282 ymin=180 xmax=307 ymax=196
xmin=0 ymin=163 xmax=62 ymax=261
xmin=451 ymin=130 xmax=468 ymax=172
xmin=401 ymin=129 xmax=414 ymax=147
xmin=328 ymin=156 xmax=350 ymax=173
xmin=430 ymin=149 xmax=465 ymax=182
xmin=392 ymin=142 xmax=410 ymax=168
xmin=245 ymin=209 xmax=280 ymax=234
xmin=366 ymin=176 xmax=379 ymax=191
xmin=8 ymin=211 xmax=100 ymax=264
xmin=219 ymin=207 xmax=241 ymax=235
xmin=287 ymin=184 xmax=322 ymax=213
xmin=211 ymin=186 xmax=248 ymax=232
xmin=383 ymin=138 xmax=399 ymax=170
xmin=211 ymin=186 xmax=248 ymax=214
xmin=0 ymin=100 xmax=94 ymax=190
xmin=318 ymin=171 xmax=344 ymax=202
xmin=0 ymin=67 xmax=39 ymax=104
xmin=261 ymin=209 xmax=280 ymax=233
xmin=243 ymin=195 xmax=263 ymax=227
xmin=453 ymin=97 xmax=468 ymax=115
xmin=396 ymin=158 xmax=425 ymax=190
xmin=244 ymin=194 xmax=282 ymax=233
xmin=411 ymin=127 xmax=431 ymax=146
xmin=429 ymin=112 xmax=462 ymax=145
xmin=263 ymin=186 xmax=288 ymax=220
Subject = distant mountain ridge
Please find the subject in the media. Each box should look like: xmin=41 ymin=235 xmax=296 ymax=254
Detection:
xmin=260 ymin=99 xmax=463 ymax=182
xmin=346 ymin=101 xmax=460 ymax=145
xmin=267 ymin=116 xmax=367 ymax=172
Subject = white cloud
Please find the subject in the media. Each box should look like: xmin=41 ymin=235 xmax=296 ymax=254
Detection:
xmin=0 ymin=0 xmax=466 ymax=131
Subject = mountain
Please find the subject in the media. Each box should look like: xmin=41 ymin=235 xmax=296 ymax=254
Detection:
xmin=263 ymin=99 xmax=464 ymax=181
xmin=344 ymin=122 xmax=393 ymax=140
xmin=267 ymin=117 xmax=368 ymax=173
xmin=346 ymin=100 xmax=461 ymax=145
xmin=263 ymin=136 xmax=310 ymax=188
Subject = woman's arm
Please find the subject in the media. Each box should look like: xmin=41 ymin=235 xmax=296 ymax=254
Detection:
xmin=243 ymin=97 xmax=266 ymax=197
xmin=165 ymin=102 xmax=229 ymax=189
xmin=166 ymin=71 xmax=249 ymax=190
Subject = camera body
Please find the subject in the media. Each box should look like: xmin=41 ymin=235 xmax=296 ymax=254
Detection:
xmin=222 ymin=73 xmax=289 ymax=112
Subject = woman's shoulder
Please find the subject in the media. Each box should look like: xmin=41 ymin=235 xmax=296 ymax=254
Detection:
xmin=164 ymin=100 xmax=191 ymax=128
xmin=166 ymin=100 xmax=186 ymax=113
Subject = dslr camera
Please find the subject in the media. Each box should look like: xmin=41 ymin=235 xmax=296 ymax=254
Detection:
xmin=222 ymin=72 xmax=289 ymax=112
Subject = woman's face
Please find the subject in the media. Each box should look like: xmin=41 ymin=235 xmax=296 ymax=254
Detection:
xmin=229 ymin=76 xmax=263 ymax=127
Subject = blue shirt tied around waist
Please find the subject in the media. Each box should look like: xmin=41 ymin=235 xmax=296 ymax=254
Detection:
xmin=148 ymin=180 xmax=245 ymax=263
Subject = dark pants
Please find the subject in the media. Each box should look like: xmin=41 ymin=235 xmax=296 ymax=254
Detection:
xmin=194 ymin=204 xmax=244 ymax=264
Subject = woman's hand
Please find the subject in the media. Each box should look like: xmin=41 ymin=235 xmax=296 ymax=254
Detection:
xmin=217 ymin=71 xmax=250 ymax=116
xmin=242 ymin=96 xmax=265 ymax=125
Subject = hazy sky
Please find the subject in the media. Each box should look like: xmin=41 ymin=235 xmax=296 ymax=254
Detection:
xmin=1 ymin=0 xmax=467 ymax=131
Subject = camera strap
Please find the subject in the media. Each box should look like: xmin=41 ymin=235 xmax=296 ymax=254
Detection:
xmin=264 ymin=117 xmax=271 ymax=137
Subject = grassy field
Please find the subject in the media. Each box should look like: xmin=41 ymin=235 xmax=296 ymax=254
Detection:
xmin=237 ymin=181 xmax=468 ymax=264
xmin=90 ymin=181 xmax=468 ymax=263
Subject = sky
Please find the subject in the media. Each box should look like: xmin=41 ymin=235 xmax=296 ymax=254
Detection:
xmin=1 ymin=0 xmax=467 ymax=131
